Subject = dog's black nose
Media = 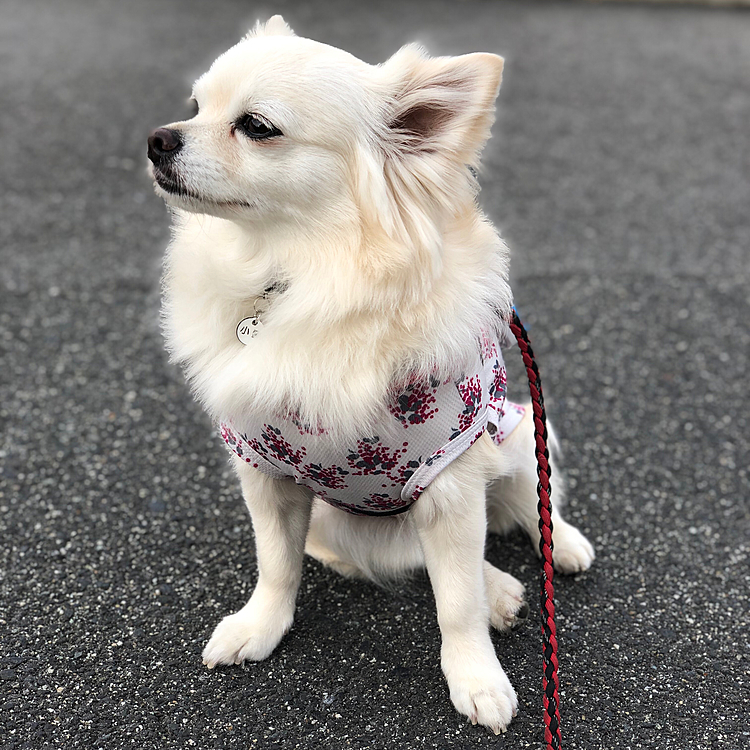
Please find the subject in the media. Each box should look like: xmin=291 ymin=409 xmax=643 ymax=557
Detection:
xmin=148 ymin=128 xmax=182 ymax=163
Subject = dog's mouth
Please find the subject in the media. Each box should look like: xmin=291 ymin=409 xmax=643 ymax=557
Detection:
xmin=152 ymin=167 xmax=253 ymax=210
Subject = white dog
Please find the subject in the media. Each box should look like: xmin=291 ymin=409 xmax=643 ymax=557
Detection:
xmin=148 ymin=16 xmax=594 ymax=735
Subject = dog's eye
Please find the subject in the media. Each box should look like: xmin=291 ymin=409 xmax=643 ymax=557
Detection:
xmin=236 ymin=113 xmax=282 ymax=140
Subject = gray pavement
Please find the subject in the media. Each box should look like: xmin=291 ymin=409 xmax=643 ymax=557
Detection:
xmin=1 ymin=1 xmax=749 ymax=748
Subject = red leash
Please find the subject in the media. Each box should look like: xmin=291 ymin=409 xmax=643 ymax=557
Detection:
xmin=509 ymin=309 xmax=562 ymax=750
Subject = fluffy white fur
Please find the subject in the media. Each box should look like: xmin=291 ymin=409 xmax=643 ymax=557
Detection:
xmin=152 ymin=16 xmax=594 ymax=736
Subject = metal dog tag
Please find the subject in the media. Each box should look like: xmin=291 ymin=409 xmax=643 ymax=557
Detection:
xmin=236 ymin=316 xmax=261 ymax=345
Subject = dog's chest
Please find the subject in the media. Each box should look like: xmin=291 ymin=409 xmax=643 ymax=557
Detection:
xmin=220 ymin=330 xmax=525 ymax=516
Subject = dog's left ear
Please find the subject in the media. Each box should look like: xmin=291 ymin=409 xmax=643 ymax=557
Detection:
xmin=247 ymin=15 xmax=296 ymax=38
xmin=380 ymin=45 xmax=503 ymax=168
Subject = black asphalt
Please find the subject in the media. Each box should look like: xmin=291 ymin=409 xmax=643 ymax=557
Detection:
xmin=1 ymin=1 xmax=749 ymax=748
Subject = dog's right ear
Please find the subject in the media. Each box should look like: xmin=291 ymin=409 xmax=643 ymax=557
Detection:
xmin=247 ymin=15 xmax=296 ymax=38
xmin=353 ymin=45 xmax=504 ymax=274
xmin=379 ymin=44 xmax=503 ymax=169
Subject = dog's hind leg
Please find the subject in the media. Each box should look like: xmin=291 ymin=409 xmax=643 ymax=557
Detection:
xmin=304 ymin=499 xmax=424 ymax=581
xmin=304 ymin=508 xmax=368 ymax=580
xmin=486 ymin=406 xmax=595 ymax=574
xmin=306 ymin=496 xmax=529 ymax=631
xmin=202 ymin=456 xmax=314 ymax=668
xmin=483 ymin=560 xmax=528 ymax=632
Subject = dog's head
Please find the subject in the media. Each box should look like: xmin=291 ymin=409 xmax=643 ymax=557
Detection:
xmin=149 ymin=16 xmax=503 ymax=258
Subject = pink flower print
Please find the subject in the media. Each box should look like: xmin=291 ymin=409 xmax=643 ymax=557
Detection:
xmin=305 ymin=485 xmax=345 ymax=507
xmin=411 ymin=484 xmax=426 ymax=500
xmin=479 ymin=330 xmax=498 ymax=364
xmin=253 ymin=424 xmax=306 ymax=466
xmin=387 ymin=458 xmax=422 ymax=485
xmin=221 ymin=424 xmax=238 ymax=448
xmin=390 ymin=376 xmax=440 ymax=427
xmin=220 ymin=425 xmax=259 ymax=468
xmin=489 ymin=363 xmax=507 ymax=408
xmin=362 ymin=492 xmax=400 ymax=511
xmin=456 ymin=374 xmax=483 ymax=432
xmin=248 ymin=437 xmax=266 ymax=459
xmin=221 ymin=424 xmax=247 ymax=461
xmin=288 ymin=409 xmax=328 ymax=437
xmin=346 ymin=436 xmax=408 ymax=476
xmin=423 ymin=448 xmax=446 ymax=468
xmin=470 ymin=427 xmax=486 ymax=446
xmin=492 ymin=403 xmax=526 ymax=445
xmin=303 ymin=461 xmax=349 ymax=490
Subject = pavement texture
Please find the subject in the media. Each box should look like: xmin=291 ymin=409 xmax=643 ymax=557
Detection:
xmin=1 ymin=1 xmax=749 ymax=748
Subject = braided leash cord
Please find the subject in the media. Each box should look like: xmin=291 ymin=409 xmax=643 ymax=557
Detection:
xmin=509 ymin=309 xmax=562 ymax=750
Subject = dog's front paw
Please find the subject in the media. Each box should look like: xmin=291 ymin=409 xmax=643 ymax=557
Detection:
xmin=442 ymin=642 xmax=518 ymax=735
xmin=484 ymin=562 xmax=528 ymax=632
xmin=551 ymin=519 xmax=595 ymax=574
xmin=202 ymin=598 xmax=293 ymax=668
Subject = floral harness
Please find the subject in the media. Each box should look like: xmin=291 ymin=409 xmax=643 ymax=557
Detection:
xmin=220 ymin=327 xmax=525 ymax=516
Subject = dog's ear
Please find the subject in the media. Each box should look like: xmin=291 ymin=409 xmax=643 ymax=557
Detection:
xmin=354 ymin=46 xmax=503 ymax=272
xmin=247 ymin=15 xmax=296 ymax=38
xmin=381 ymin=44 xmax=503 ymax=168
